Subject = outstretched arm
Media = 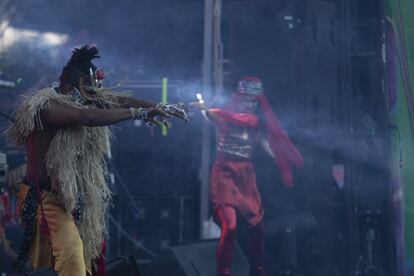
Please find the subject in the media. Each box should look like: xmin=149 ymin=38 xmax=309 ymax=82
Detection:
xmin=190 ymin=102 xmax=224 ymax=125
xmin=115 ymin=96 xmax=189 ymax=122
xmin=114 ymin=95 xmax=155 ymax=109
xmin=41 ymin=101 xmax=167 ymax=127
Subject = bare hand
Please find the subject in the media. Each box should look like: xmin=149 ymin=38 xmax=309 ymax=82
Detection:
xmin=146 ymin=107 xmax=171 ymax=128
xmin=131 ymin=107 xmax=170 ymax=128
xmin=147 ymin=107 xmax=170 ymax=118
xmin=144 ymin=117 xmax=171 ymax=128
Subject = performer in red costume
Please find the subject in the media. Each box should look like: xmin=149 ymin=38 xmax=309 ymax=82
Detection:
xmin=193 ymin=77 xmax=304 ymax=276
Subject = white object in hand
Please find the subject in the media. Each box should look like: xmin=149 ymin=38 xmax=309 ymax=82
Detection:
xmin=196 ymin=93 xmax=204 ymax=104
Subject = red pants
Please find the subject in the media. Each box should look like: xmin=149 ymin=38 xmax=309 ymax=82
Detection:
xmin=211 ymin=157 xmax=266 ymax=276
xmin=215 ymin=206 xmax=266 ymax=276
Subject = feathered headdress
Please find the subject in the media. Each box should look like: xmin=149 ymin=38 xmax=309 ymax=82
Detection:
xmin=68 ymin=45 xmax=100 ymax=66
xmin=59 ymin=45 xmax=101 ymax=91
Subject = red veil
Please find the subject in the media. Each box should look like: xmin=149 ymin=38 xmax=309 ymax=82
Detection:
xmin=256 ymin=94 xmax=304 ymax=187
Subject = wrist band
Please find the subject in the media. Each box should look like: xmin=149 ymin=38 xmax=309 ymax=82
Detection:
xmin=130 ymin=107 xmax=149 ymax=120
xmin=130 ymin=107 xmax=136 ymax=119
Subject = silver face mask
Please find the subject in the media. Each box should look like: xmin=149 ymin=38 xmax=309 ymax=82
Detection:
xmin=77 ymin=67 xmax=105 ymax=103
xmin=84 ymin=67 xmax=104 ymax=93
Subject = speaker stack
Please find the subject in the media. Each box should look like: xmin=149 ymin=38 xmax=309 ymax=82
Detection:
xmin=151 ymin=239 xmax=248 ymax=276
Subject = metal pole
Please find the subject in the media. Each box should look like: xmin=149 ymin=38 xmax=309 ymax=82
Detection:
xmin=162 ymin=78 xmax=168 ymax=136
xmin=200 ymin=0 xmax=214 ymax=239
xmin=213 ymin=0 xmax=224 ymax=95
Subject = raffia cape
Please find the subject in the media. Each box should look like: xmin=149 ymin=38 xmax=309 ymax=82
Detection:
xmin=6 ymin=87 xmax=115 ymax=265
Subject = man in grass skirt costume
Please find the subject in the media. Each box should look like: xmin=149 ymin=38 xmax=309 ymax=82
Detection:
xmin=6 ymin=45 xmax=188 ymax=276
xmin=193 ymin=77 xmax=304 ymax=276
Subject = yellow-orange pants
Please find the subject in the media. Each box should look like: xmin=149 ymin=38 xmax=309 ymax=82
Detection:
xmin=19 ymin=185 xmax=88 ymax=276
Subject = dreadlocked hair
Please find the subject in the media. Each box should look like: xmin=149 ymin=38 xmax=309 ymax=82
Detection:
xmin=69 ymin=45 xmax=100 ymax=65
xmin=59 ymin=45 xmax=101 ymax=91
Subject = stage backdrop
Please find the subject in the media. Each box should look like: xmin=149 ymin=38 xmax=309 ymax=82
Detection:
xmin=386 ymin=0 xmax=414 ymax=275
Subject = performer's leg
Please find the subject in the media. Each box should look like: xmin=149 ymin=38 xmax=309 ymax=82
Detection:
xmin=216 ymin=206 xmax=237 ymax=276
xmin=248 ymin=221 xmax=266 ymax=276
xmin=41 ymin=194 xmax=86 ymax=276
